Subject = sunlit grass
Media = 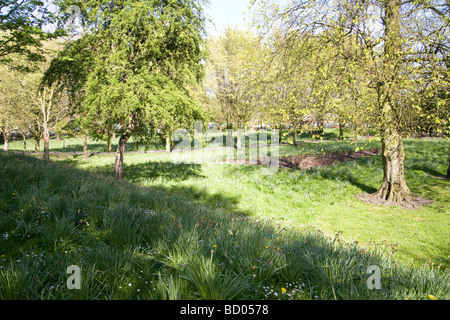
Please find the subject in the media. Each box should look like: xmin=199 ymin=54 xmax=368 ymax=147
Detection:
xmin=0 ymin=134 xmax=449 ymax=300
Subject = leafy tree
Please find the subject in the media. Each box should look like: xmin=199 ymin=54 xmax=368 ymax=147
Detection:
xmin=0 ymin=0 xmax=59 ymax=63
xmin=15 ymin=40 xmax=68 ymax=161
xmin=251 ymin=0 xmax=449 ymax=205
xmin=47 ymin=0 xmax=208 ymax=180
xmin=205 ymin=27 xmax=266 ymax=148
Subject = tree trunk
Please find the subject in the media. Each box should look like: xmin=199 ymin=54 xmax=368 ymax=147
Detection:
xmin=165 ymin=134 xmax=171 ymax=153
xmin=338 ymin=117 xmax=345 ymax=141
xmin=446 ymin=158 xmax=450 ymax=179
xmin=43 ymin=127 xmax=50 ymax=161
xmin=114 ymin=122 xmax=134 ymax=181
xmin=2 ymin=132 xmax=9 ymax=151
xmin=236 ymin=128 xmax=243 ymax=149
xmin=293 ymin=124 xmax=298 ymax=146
xmin=83 ymin=135 xmax=88 ymax=159
xmin=278 ymin=124 xmax=282 ymax=144
xmin=369 ymin=0 xmax=413 ymax=204
xmin=107 ymin=131 xmax=112 ymax=152
xmin=226 ymin=124 xmax=233 ymax=148
xmin=372 ymin=126 xmax=412 ymax=203
xmin=22 ymin=133 xmax=27 ymax=153
xmin=34 ymin=136 xmax=40 ymax=152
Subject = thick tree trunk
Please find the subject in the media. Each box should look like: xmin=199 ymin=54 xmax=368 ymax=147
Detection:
xmin=369 ymin=0 xmax=413 ymax=204
xmin=114 ymin=122 xmax=134 ymax=181
xmin=43 ymin=127 xmax=50 ymax=161
xmin=372 ymin=128 xmax=412 ymax=203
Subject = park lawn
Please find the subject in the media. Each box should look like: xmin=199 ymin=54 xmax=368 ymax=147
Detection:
xmin=54 ymin=137 xmax=450 ymax=270
xmin=0 ymin=137 xmax=449 ymax=300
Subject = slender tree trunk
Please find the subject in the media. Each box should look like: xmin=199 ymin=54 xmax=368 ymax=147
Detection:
xmin=2 ymin=131 xmax=9 ymax=151
xmin=446 ymin=157 xmax=450 ymax=179
xmin=293 ymin=124 xmax=298 ymax=146
xmin=371 ymin=0 xmax=412 ymax=204
xmin=22 ymin=133 xmax=27 ymax=153
xmin=83 ymin=135 xmax=88 ymax=159
xmin=236 ymin=127 xmax=243 ymax=149
xmin=165 ymin=134 xmax=171 ymax=153
xmin=278 ymin=124 xmax=282 ymax=144
xmin=34 ymin=136 xmax=40 ymax=152
xmin=338 ymin=117 xmax=345 ymax=141
xmin=106 ymin=128 xmax=112 ymax=152
xmin=114 ymin=122 xmax=134 ymax=181
xmin=226 ymin=123 xmax=233 ymax=147
xmin=43 ymin=126 xmax=50 ymax=161
xmin=33 ymin=125 xmax=41 ymax=152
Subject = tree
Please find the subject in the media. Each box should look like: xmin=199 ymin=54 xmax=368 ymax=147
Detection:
xmin=47 ymin=0 xmax=208 ymax=180
xmin=15 ymin=40 xmax=68 ymax=161
xmin=0 ymin=0 xmax=59 ymax=63
xmin=251 ymin=0 xmax=450 ymax=206
xmin=205 ymin=27 xmax=265 ymax=148
xmin=0 ymin=64 xmax=21 ymax=151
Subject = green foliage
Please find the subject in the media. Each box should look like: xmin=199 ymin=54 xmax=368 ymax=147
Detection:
xmin=0 ymin=0 xmax=60 ymax=63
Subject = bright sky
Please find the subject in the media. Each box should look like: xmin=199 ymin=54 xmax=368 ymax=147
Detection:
xmin=204 ymin=0 xmax=254 ymax=36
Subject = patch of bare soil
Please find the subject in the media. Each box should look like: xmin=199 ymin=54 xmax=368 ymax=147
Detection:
xmin=278 ymin=148 xmax=381 ymax=169
xmin=356 ymin=192 xmax=433 ymax=210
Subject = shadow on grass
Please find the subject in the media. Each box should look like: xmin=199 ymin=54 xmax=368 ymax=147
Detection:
xmin=0 ymin=150 xmax=448 ymax=299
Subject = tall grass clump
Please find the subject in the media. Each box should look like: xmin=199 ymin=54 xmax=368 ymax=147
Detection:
xmin=0 ymin=151 xmax=449 ymax=300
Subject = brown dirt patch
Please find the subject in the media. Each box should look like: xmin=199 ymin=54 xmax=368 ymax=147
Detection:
xmin=356 ymin=193 xmax=433 ymax=210
xmin=278 ymin=148 xmax=381 ymax=170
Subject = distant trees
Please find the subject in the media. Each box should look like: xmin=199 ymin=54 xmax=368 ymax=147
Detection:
xmin=250 ymin=0 xmax=450 ymax=205
xmin=205 ymin=27 xmax=265 ymax=147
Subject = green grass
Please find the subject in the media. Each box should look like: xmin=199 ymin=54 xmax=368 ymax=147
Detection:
xmin=55 ymin=137 xmax=450 ymax=270
xmin=0 ymin=134 xmax=449 ymax=300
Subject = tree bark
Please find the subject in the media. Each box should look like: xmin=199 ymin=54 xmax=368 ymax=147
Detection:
xmin=22 ymin=132 xmax=27 ymax=153
xmin=43 ymin=126 xmax=50 ymax=161
xmin=34 ymin=136 xmax=40 ymax=152
xmin=372 ymin=123 xmax=412 ymax=203
xmin=446 ymin=158 xmax=450 ymax=179
xmin=293 ymin=124 xmax=298 ymax=146
xmin=226 ymin=123 xmax=233 ymax=148
xmin=33 ymin=125 xmax=41 ymax=152
xmin=106 ymin=129 xmax=112 ymax=152
xmin=83 ymin=135 xmax=88 ymax=159
xmin=165 ymin=134 xmax=171 ymax=153
xmin=2 ymin=131 xmax=9 ymax=151
xmin=236 ymin=128 xmax=243 ymax=149
xmin=114 ymin=122 xmax=134 ymax=181
xmin=370 ymin=0 xmax=413 ymax=204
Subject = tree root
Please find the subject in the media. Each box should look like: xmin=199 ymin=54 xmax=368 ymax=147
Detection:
xmin=357 ymin=192 xmax=433 ymax=210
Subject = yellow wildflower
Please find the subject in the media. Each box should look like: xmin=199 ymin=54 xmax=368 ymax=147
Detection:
xmin=428 ymin=295 xmax=436 ymax=300
xmin=281 ymin=287 xmax=287 ymax=294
